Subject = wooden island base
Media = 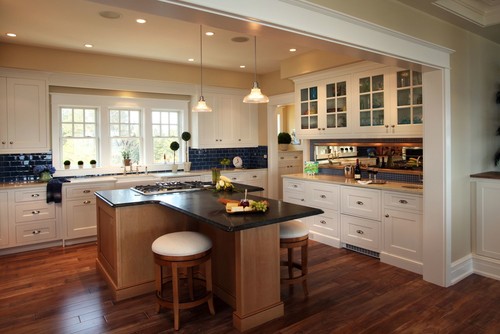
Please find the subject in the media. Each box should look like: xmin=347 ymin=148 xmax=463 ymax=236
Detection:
xmin=95 ymin=198 xmax=284 ymax=332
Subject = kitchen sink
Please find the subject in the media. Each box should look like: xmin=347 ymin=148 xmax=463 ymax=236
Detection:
xmin=401 ymin=185 xmax=423 ymax=189
xmin=113 ymin=174 xmax=161 ymax=183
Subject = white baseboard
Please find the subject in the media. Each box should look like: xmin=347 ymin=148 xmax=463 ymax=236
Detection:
xmin=450 ymin=254 xmax=474 ymax=284
xmin=309 ymin=232 xmax=341 ymax=248
xmin=380 ymin=252 xmax=422 ymax=274
xmin=473 ymin=254 xmax=500 ymax=281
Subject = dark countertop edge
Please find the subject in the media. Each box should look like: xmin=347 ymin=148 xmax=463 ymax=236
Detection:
xmin=470 ymin=171 xmax=500 ymax=180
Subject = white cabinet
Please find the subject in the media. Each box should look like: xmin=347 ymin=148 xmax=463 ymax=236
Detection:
xmin=473 ymin=180 xmax=500 ymax=260
xmin=0 ymin=191 xmax=9 ymax=248
xmin=381 ymin=191 xmax=423 ymax=274
xmin=191 ymin=92 xmax=258 ymax=148
xmin=222 ymin=169 xmax=268 ymax=197
xmin=0 ymin=76 xmax=49 ymax=153
xmin=13 ymin=187 xmax=58 ymax=246
xmin=340 ymin=186 xmax=382 ymax=253
xmin=63 ymin=182 xmax=115 ymax=239
xmin=278 ymin=150 xmax=303 ymax=199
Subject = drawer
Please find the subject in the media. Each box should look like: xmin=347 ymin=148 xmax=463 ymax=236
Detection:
xmin=65 ymin=183 xmax=114 ymax=199
xmin=383 ymin=191 xmax=422 ymax=212
xmin=283 ymin=190 xmax=306 ymax=206
xmin=15 ymin=188 xmax=46 ymax=203
xmin=341 ymin=214 xmax=380 ymax=252
xmin=341 ymin=186 xmax=381 ymax=221
xmin=15 ymin=202 xmax=56 ymax=223
xmin=15 ymin=220 xmax=57 ymax=244
xmin=283 ymin=179 xmax=305 ymax=192
xmin=308 ymin=182 xmax=339 ymax=210
xmin=310 ymin=209 xmax=339 ymax=238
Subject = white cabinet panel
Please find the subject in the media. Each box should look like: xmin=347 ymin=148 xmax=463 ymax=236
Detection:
xmin=0 ymin=191 xmax=9 ymax=247
xmin=475 ymin=181 xmax=500 ymax=260
xmin=15 ymin=220 xmax=57 ymax=245
xmin=341 ymin=214 xmax=380 ymax=252
xmin=341 ymin=186 xmax=381 ymax=221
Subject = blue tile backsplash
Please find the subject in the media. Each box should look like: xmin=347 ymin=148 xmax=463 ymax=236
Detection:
xmin=0 ymin=152 xmax=53 ymax=183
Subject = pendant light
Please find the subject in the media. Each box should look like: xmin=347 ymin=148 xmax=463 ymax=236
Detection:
xmin=192 ymin=25 xmax=212 ymax=112
xmin=243 ymin=36 xmax=269 ymax=104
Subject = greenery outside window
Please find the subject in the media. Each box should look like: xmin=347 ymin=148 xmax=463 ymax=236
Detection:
xmin=152 ymin=110 xmax=181 ymax=164
xmin=60 ymin=107 xmax=98 ymax=165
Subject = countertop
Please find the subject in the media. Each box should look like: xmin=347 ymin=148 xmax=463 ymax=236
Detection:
xmin=282 ymin=173 xmax=423 ymax=194
xmin=470 ymin=171 xmax=500 ymax=180
xmin=95 ymin=184 xmax=323 ymax=232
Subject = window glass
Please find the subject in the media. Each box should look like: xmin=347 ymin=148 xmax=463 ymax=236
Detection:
xmin=60 ymin=107 xmax=98 ymax=165
xmin=110 ymin=108 xmax=142 ymax=165
xmin=152 ymin=110 xmax=181 ymax=164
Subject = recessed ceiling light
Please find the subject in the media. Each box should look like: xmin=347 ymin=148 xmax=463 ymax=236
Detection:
xmin=99 ymin=11 xmax=122 ymax=19
xmin=232 ymin=36 xmax=249 ymax=43
xmin=188 ymin=58 xmax=195 ymax=62
xmin=240 ymin=65 xmax=246 ymax=68
xmin=289 ymin=48 xmax=297 ymax=52
xmin=6 ymin=33 xmax=16 ymax=37
xmin=136 ymin=18 xmax=146 ymax=24
xmin=205 ymin=31 xmax=214 ymax=36
xmin=84 ymin=44 xmax=93 ymax=48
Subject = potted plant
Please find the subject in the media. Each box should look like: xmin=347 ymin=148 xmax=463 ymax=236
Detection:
xmin=90 ymin=159 xmax=97 ymax=168
xmin=170 ymin=141 xmax=180 ymax=173
xmin=122 ymin=150 xmax=131 ymax=166
xmin=63 ymin=160 xmax=71 ymax=170
xmin=78 ymin=160 xmax=84 ymax=169
xmin=278 ymin=132 xmax=292 ymax=151
xmin=220 ymin=158 xmax=231 ymax=169
xmin=33 ymin=165 xmax=56 ymax=182
xmin=181 ymin=131 xmax=192 ymax=172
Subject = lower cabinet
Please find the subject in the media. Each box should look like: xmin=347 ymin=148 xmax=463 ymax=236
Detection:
xmin=340 ymin=214 xmax=380 ymax=253
xmin=473 ymin=179 xmax=500 ymax=260
xmin=0 ymin=191 xmax=9 ymax=247
xmin=278 ymin=150 xmax=303 ymax=199
xmin=222 ymin=169 xmax=268 ymax=197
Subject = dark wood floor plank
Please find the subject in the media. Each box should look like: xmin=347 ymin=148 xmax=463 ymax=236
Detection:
xmin=1 ymin=241 xmax=500 ymax=333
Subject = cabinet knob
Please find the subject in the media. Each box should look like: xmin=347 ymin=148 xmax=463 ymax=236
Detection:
xmin=252 ymin=175 xmax=257 ymax=178
xmin=320 ymin=220 xmax=326 ymax=224
xmin=385 ymin=214 xmax=390 ymax=218
xmin=32 ymin=210 xmax=41 ymax=215
xmin=1 ymin=141 xmax=5 ymax=144
xmin=356 ymin=229 xmax=364 ymax=235
xmin=10 ymin=141 xmax=14 ymax=144
xmin=31 ymin=193 xmax=40 ymax=197
xmin=320 ymin=194 xmax=326 ymax=199
xmin=83 ymin=200 xmax=91 ymax=204
xmin=356 ymin=201 xmax=364 ymax=206
xmin=83 ymin=190 xmax=91 ymax=193
xmin=399 ymin=199 xmax=408 ymax=204
xmin=32 ymin=230 xmax=41 ymax=235
xmin=301 ymin=198 xmax=305 ymax=202
xmin=293 ymin=185 xmax=298 ymax=188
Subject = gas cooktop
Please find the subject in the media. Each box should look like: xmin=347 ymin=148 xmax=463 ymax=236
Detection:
xmin=131 ymin=181 xmax=213 ymax=195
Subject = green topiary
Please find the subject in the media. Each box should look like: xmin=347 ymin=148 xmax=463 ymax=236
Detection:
xmin=278 ymin=132 xmax=292 ymax=144
xmin=170 ymin=141 xmax=180 ymax=164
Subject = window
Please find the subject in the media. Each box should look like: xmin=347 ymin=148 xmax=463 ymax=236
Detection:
xmin=60 ymin=107 xmax=98 ymax=165
xmin=152 ymin=110 xmax=181 ymax=164
xmin=109 ymin=108 xmax=142 ymax=166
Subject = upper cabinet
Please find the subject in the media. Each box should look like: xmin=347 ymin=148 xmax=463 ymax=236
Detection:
xmin=0 ymin=74 xmax=49 ymax=153
xmin=293 ymin=62 xmax=423 ymax=139
xmin=191 ymin=91 xmax=258 ymax=149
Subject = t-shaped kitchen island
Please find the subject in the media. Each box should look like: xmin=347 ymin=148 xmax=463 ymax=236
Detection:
xmin=94 ymin=185 xmax=323 ymax=332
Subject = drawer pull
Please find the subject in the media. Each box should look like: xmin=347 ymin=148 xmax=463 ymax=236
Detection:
xmin=231 ymin=177 xmax=237 ymax=181
xmin=32 ymin=230 xmax=41 ymax=235
xmin=385 ymin=214 xmax=390 ymax=218
xmin=399 ymin=199 xmax=408 ymax=204
xmin=252 ymin=175 xmax=257 ymax=178
xmin=32 ymin=210 xmax=41 ymax=215
xmin=83 ymin=190 xmax=91 ymax=193
xmin=301 ymin=199 xmax=305 ymax=202
xmin=31 ymin=193 xmax=40 ymax=197
xmin=320 ymin=194 xmax=326 ymax=199
xmin=83 ymin=200 xmax=91 ymax=204
xmin=320 ymin=220 xmax=327 ymax=224
xmin=293 ymin=185 xmax=298 ymax=188
xmin=356 ymin=201 xmax=364 ymax=206
xmin=356 ymin=229 xmax=364 ymax=235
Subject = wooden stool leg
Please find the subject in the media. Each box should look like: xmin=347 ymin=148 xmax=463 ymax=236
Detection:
xmin=155 ymin=264 xmax=162 ymax=313
xmin=301 ymin=242 xmax=309 ymax=297
xmin=205 ymin=258 xmax=215 ymax=315
xmin=172 ymin=263 xmax=180 ymax=331
xmin=287 ymin=248 xmax=294 ymax=292
xmin=187 ymin=267 xmax=194 ymax=301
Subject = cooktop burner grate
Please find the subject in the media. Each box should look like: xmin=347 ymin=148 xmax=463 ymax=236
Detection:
xmin=131 ymin=181 xmax=212 ymax=195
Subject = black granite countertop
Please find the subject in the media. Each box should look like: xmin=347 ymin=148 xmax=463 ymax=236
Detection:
xmin=95 ymin=184 xmax=323 ymax=232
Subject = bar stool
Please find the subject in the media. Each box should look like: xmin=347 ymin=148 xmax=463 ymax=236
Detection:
xmin=280 ymin=219 xmax=309 ymax=296
xmin=152 ymin=231 xmax=215 ymax=330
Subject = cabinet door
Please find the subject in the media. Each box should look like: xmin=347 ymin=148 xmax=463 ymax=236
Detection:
xmin=5 ymin=77 xmax=48 ymax=152
xmin=383 ymin=208 xmax=422 ymax=262
xmin=355 ymin=71 xmax=387 ymax=134
xmin=0 ymin=191 xmax=9 ymax=247
xmin=475 ymin=181 xmax=500 ymax=259
xmin=66 ymin=197 xmax=98 ymax=238
xmin=194 ymin=94 xmax=219 ymax=147
xmin=307 ymin=181 xmax=339 ymax=210
xmin=341 ymin=214 xmax=380 ymax=252
xmin=393 ymin=70 xmax=423 ymax=135
xmin=322 ymin=77 xmax=352 ymax=136
xmin=0 ymin=78 xmax=7 ymax=148
xmin=234 ymin=101 xmax=257 ymax=146
xmin=341 ymin=186 xmax=381 ymax=221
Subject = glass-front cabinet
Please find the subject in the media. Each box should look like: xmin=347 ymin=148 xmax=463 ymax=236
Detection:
xmin=299 ymin=86 xmax=318 ymax=132
xmin=396 ymin=70 xmax=423 ymax=126
xmin=325 ymin=80 xmax=348 ymax=130
xmin=359 ymin=74 xmax=385 ymax=129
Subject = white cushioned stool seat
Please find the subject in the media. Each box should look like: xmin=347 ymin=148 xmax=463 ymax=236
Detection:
xmin=280 ymin=219 xmax=308 ymax=239
xmin=152 ymin=231 xmax=212 ymax=257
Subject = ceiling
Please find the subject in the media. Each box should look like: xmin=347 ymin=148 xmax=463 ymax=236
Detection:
xmin=1 ymin=0 xmax=499 ymax=75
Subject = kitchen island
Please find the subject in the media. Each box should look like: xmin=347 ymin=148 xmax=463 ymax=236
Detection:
xmin=94 ymin=186 xmax=323 ymax=332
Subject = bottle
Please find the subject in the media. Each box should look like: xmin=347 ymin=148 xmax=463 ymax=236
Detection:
xmin=354 ymin=159 xmax=361 ymax=180
xmin=381 ymin=157 xmax=386 ymax=168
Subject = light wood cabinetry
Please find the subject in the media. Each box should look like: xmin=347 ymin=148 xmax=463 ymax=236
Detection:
xmin=0 ymin=76 xmax=49 ymax=153
xmin=278 ymin=150 xmax=303 ymax=199
xmin=191 ymin=92 xmax=258 ymax=149
xmin=380 ymin=191 xmax=423 ymax=274
xmin=63 ymin=182 xmax=115 ymax=239
xmin=0 ymin=191 xmax=9 ymax=247
xmin=473 ymin=180 xmax=500 ymax=260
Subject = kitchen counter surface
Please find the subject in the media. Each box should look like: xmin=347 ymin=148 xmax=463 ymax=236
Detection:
xmin=470 ymin=171 xmax=500 ymax=180
xmin=95 ymin=184 xmax=323 ymax=232
xmin=283 ymin=173 xmax=423 ymax=194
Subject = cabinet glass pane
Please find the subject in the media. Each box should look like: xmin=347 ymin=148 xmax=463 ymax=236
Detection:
xmin=412 ymin=71 xmax=422 ymax=85
xmin=338 ymin=114 xmax=347 ymax=128
xmin=413 ymin=87 xmax=423 ymax=104
xmin=301 ymin=88 xmax=308 ymax=101
xmin=326 ymin=99 xmax=335 ymax=113
xmin=326 ymin=83 xmax=335 ymax=98
xmin=373 ymin=110 xmax=384 ymax=126
xmin=397 ymin=70 xmax=410 ymax=88
xmin=397 ymin=89 xmax=411 ymax=106
xmin=309 ymin=87 xmax=318 ymax=100
xmin=397 ymin=108 xmax=411 ymax=124
xmin=413 ymin=107 xmax=423 ymax=124
xmin=359 ymin=77 xmax=370 ymax=93
xmin=373 ymin=92 xmax=384 ymax=108
xmin=360 ymin=111 xmax=371 ymax=126
xmin=326 ymin=114 xmax=336 ymax=128
xmin=372 ymin=75 xmax=384 ymax=91
xmin=337 ymin=81 xmax=346 ymax=96
xmin=337 ymin=97 xmax=346 ymax=111
xmin=310 ymin=101 xmax=318 ymax=115
xmin=301 ymin=117 xmax=309 ymax=129
xmin=360 ymin=95 xmax=370 ymax=110
xmin=310 ymin=116 xmax=318 ymax=128
xmin=301 ymin=102 xmax=308 ymax=115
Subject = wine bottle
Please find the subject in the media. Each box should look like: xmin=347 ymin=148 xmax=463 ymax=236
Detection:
xmin=354 ymin=159 xmax=361 ymax=180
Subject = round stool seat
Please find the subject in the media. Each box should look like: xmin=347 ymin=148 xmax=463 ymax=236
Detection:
xmin=280 ymin=219 xmax=308 ymax=239
xmin=152 ymin=231 xmax=212 ymax=257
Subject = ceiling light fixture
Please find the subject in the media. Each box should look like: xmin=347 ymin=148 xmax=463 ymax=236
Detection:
xmin=136 ymin=18 xmax=146 ymax=24
xmin=6 ymin=33 xmax=16 ymax=37
xmin=84 ymin=44 xmax=93 ymax=48
xmin=192 ymin=25 xmax=212 ymax=113
xmin=205 ymin=31 xmax=214 ymax=36
xmin=243 ymin=36 xmax=269 ymax=104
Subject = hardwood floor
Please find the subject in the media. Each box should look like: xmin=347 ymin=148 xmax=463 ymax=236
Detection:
xmin=1 ymin=241 xmax=500 ymax=333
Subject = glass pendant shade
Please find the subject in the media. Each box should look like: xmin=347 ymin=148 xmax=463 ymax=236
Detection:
xmin=192 ymin=96 xmax=212 ymax=112
xmin=243 ymin=36 xmax=268 ymax=104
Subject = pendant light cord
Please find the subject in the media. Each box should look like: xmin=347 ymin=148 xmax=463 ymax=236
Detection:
xmin=253 ymin=36 xmax=257 ymax=83
xmin=199 ymin=25 xmax=204 ymax=97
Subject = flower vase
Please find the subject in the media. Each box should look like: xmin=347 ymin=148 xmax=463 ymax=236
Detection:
xmin=39 ymin=171 xmax=52 ymax=182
